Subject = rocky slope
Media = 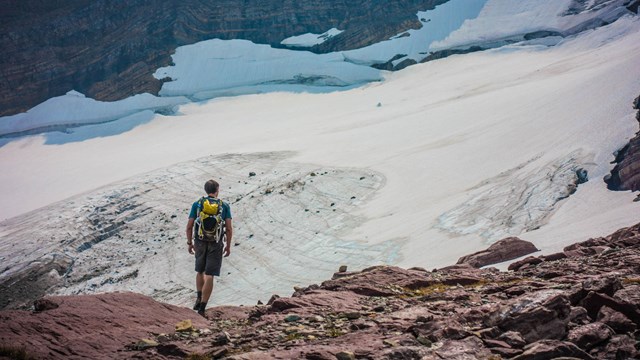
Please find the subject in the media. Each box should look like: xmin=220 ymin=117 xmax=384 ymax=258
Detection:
xmin=0 ymin=0 xmax=447 ymax=117
xmin=606 ymin=94 xmax=640 ymax=197
xmin=1 ymin=221 xmax=639 ymax=359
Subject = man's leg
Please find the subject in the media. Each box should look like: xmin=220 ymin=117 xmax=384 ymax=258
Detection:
xmin=197 ymin=275 xmax=214 ymax=316
xmin=194 ymin=272 xmax=204 ymax=309
xmin=201 ymin=275 xmax=214 ymax=302
xmin=198 ymin=241 xmax=223 ymax=316
xmin=196 ymin=272 xmax=204 ymax=291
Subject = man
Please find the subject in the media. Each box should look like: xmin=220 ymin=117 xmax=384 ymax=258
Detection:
xmin=186 ymin=179 xmax=233 ymax=316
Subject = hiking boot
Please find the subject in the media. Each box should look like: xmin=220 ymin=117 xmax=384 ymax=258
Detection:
xmin=193 ymin=300 xmax=201 ymax=311
xmin=197 ymin=302 xmax=207 ymax=317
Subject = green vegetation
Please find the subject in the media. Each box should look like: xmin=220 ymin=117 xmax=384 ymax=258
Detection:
xmin=622 ymin=277 xmax=640 ymax=284
xmin=0 ymin=345 xmax=36 ymax=360
xmin=186 ymin=353 xmax=211 ymax=360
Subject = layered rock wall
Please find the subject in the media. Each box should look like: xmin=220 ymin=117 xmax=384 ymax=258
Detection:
xmin=0 ymin=0 xmax=446 ymax=116
xmin=606 ymin=94 xmax=640 ymax=194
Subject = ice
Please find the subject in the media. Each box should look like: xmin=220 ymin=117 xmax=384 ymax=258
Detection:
xmin=153 ymin=39 xmax=382 ymax=99
xmin=281 ymin=28 xmax=344 ymax=47
xmin=0 ymin=91 xmax=188 ymax=137
xmin=431 ymin=0 xmax=631 ymax=50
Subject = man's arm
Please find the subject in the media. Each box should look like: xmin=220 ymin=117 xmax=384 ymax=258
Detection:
xmin=186 ymin=218 xmax=195 ymax=254
xmin=224 ymin=218 xmax=233 ymax=257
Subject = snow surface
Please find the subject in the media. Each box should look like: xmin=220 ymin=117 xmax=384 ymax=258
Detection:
xmin=0 ymin=91 xmax=189 ymax=137
xmin=281 ymin=28 xmax=344 ymax=47
xmin=1 ymin=8 xmax=640 ymax=307
xmin=153 ymin=39 xmax=382 ymax=100
xmin=342 ymin=0 xmax=488 ymax=64
xmin=431 ymin=0 xmax=631 ymax=50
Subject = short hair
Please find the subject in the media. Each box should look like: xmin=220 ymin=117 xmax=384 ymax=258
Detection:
xmin=204 ymin=180 xmax=219 ymax=195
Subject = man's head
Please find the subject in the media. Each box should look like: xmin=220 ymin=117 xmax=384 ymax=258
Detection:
xmin=204 ymin=179 xmax=219 ymax=196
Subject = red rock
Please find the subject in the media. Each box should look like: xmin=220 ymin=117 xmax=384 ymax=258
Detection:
xmin=490 ymin=347 xmax=523 ymax=357
xmin=582 ymin=291 xmax=640 ymax=325
xmin=0 ymin=292 xmax=209 ymax=359
xmin=566 ymin=322 xmax=613 ymax=350
xmin=496 ymin=331 xmax=527 ymax=349
xmin=613 ymin=284 xmax=640 ymax=307
xmin=268 ymin=290 xmax=363 ymax=316
xmin=514 ymin=339 xmax=594 ymax=360
xmin=457 ymin=237 xmax=539 ymax=268
xmin=33 ymin=298 xmax=59 ymax=312
xmin=433 ymin=336 xmax=493 ymax=359
xmin=564 ymin=237 xmax=609 ymax=251
xmin=541 ymin=252 xmax=568 ymax=262
xmin=581 ymin=276 xmax=622 ymax=297
xmin=569 ymin=306 xmax=590 ymax=325
xmin=508 ymin=256 xmax=544 ymax=271
xmin=205 ymin=305 xmax=252 ymax=321
xmin=483 ymin=338 xmax=512 ymax=348
xmin=597 ymin=305 xmax=637 ymax=333
xmin=380 ymin=346 xmax=424 ymax=359
xmin=497 ymin=294 xmax=571 ymax=343
xmin=598 ymin=334 xmax=639 ymax=360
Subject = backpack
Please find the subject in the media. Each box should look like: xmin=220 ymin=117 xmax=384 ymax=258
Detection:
xmin=195 ymin=197 xmax=225 ymax=242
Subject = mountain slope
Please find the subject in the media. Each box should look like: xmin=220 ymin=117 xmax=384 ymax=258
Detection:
xmin=0 ymin=0 xmax=449 ymax=117
xmin=1 ymin=14 xmax=639 ymax=310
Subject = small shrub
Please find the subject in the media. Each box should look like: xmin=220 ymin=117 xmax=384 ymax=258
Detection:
xmin=186 ymin=353 xmax=211 ymax=360
xmin=0 ymin=345 xmax=36 ymax=360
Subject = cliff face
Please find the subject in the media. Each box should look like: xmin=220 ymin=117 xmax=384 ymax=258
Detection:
xmin=0 ymin=0 xmax=447 ymax=116
xmin=1 ymin=222 xmax=639 ymax=359
xmin=606 ymin=94 xmax=640 ymax=194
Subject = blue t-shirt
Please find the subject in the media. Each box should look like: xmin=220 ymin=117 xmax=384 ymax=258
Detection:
xmin=189 ymin=197 xmax=232 ymax=220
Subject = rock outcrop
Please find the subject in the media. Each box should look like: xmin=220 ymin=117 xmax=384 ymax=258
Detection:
xmin=606 ymin=94 xmax=640 ymax=196
xmin=0 ymin=0 xmax=447 ymax=117
xmin=456 ymin=237 xmax=539 ymax=268
xmin=1 ymin=221 xmax=639 ymax=359
xmin=0 ymin=292 xmax=209 ymax=359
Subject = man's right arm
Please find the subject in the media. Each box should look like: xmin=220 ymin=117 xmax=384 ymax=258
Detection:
xmin=186 ymin=218 xmax=195 ymax=254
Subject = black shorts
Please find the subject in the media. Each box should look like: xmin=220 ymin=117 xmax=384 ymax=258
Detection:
xmin=194 ymin=239 xmax=224 ymax=276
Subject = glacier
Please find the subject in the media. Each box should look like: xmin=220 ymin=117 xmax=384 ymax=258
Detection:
xmin=1 ymin=1 xmax=639 ymax=307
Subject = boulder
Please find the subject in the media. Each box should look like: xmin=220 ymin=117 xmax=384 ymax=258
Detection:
xmin=496 ymin=331 xmax=527 ymax=349
xmin=566 ymin=322 xmax=613 ymax=350
xmin=569 ymin=306 xmax=590 ymax=325
xmin=582 ymin=292 xmax=640 ymax=325
xmin=508 ymin=256 xmax=544 ymax=271
xmin=513 ymin=340 xmax=594 ymax=360
xmin=433 ymin=336 xmax=493 ymax=359
xmin=498 ymin=294 xmax=571 ymax=343
xmin=457 ymin=237 xmax=539 ymax=268
xmin=596 ymin=306 xmax=637 ymax=333
xmin=33 ymin=298 xmax=59 ymax=312
xmin=596 ymin=334 xmax=639 ymax=360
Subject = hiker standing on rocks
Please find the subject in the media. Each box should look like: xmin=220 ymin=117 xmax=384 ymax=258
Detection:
xmin=186 ymin=179 xmax=233 ymax=316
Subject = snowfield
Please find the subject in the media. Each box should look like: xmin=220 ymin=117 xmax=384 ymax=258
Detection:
xmin=281 ymin=28 xmax=344 ymax=47
xmin=1 ymin=3 xmax=640 ymax=307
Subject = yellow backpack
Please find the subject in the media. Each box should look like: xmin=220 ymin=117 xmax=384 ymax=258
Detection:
xmin=196 ymin=197 xmax=224 ymax=242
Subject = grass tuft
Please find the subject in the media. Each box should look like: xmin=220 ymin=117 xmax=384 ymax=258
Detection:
xmin=0 ymin=345 xmax=36 ymax=360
